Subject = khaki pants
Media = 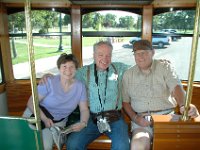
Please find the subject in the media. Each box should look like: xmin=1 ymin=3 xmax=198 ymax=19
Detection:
xmin=23 ymin=107 xmax=67 ymax=150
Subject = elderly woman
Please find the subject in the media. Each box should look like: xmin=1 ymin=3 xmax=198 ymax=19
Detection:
xmin=23 ymin=53 xmax=89 ymax=150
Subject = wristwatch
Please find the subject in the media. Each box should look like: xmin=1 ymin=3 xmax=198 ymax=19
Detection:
xmin=81 ymin=121 xmax=87 ymax=127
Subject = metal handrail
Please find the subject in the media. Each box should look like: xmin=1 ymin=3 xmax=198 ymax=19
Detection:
xmin=24 ymin=0 xmax=43 ymax=149
xmin=182 ymin=0 xmax=200 ymax=121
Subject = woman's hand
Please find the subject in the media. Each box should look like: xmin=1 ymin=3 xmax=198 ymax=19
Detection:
xmin=71 ymin=121 xmax=87 ymax=132
xmin=43 ymin=118 xmax=54 ymax=128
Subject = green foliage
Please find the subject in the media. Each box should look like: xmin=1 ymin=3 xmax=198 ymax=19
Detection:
xmin=82 ymin=13 xmax=94 ymax=28
xmin=119 ymin=16 xmax=134 ymax=29
xmin=9 ymin=10 xmax=60 ymax=33
xmin=103 ymin=13 xmax=117 ymax=27
xmin=63 ymin=14 xmax=70 ymax=26
xmin=83 ymin=12 xmax=137 ymax=31
xmin=153 ymin=10 xmax=195 ymax=32
xmin=8 ymin=12 xmax=25 ymax=33
xmin=135 ymin=16 xmax=142 ymax=31
xmin=93 ymin=12 xmax=102 ymax=30
xmin=9 ymin=9 xmax=195 ymax=34
xmin=38 ymin=28 xmax=46 ymax=34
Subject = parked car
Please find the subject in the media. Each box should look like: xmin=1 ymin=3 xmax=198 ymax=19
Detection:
xmin=161 ymin=29 xmax=181 ymax=41
xmin=161 ymin=29 xmax=177 ymax=33
xmin=129 ymin=35 xmax=170 ymax=48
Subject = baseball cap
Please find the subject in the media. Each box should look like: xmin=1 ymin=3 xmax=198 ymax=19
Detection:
xmin=133 ymin=39 xmax=153 ymax=52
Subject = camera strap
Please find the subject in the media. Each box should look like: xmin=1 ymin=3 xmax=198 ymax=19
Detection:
xmin=87 ymin=63 xmax=120 ymax=113
xmin=94 ymin=64 xmax=109 ymax=112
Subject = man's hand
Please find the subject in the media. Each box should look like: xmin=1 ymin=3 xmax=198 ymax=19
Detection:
xmin=180 ymin=104 xmax=200 ymax=118
xmin=39 ymin=73 xmax=54 ymax=85
xmin=159 ymin=59 xmax=171 ymax=64
xmin=134 ymin=115 xmax=152 ymax=127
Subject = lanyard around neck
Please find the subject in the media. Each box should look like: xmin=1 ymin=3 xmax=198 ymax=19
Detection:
xmin=94 ymin=64 xmax=108 ymax=111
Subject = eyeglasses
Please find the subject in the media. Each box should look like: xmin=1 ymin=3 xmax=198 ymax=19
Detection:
xmin=133 ymin=50 xmax=151 ymax=57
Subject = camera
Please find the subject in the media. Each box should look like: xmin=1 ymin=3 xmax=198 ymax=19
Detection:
xmin=96 ymin=116 xmax=111 ymax=133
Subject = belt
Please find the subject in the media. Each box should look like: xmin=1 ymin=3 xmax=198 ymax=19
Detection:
xmin=138 ymin=108 xmax=174 ymax=115
xmin=91 ymin=110 xmax=121 ymax=116
xmin=91 ymin=110 xmax=121 ymax=123
xmin=53 ymin=118 xmax=65 ymax=123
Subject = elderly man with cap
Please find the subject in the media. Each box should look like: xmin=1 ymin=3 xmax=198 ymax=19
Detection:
xmin=122 ymin=39 xmax=199 ymax=150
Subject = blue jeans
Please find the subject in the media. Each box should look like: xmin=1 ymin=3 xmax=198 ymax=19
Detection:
xmin=66 ymin=116 xmax=130 ymax=150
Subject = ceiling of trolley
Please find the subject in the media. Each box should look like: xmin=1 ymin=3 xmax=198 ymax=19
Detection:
xmin=69 ymin=0 xmax=153 ymax=5
xmin=0 ymin=0 xmax=196 ymax=5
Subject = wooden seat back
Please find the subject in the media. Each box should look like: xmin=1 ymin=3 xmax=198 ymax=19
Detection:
xmin=152 ymin=115 xmax=200 ymax=150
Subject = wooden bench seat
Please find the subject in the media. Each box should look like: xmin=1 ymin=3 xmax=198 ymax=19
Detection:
xmin=53 ymin=131 xmax=120 ymax=150
xmin=52 ymin=135 xmax=112 ymax=150
xmin=87 ymin=133 xmax=112 ymax=149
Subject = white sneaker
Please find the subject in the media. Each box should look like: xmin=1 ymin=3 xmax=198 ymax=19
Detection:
xmin=50 ymin=126 xmax=66 ymax=150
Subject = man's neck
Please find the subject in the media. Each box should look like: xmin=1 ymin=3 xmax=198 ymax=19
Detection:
xmin=141 ymin=69 xmax=151 ymax=74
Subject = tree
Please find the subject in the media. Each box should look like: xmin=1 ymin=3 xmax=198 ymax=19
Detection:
xmin=103 ymin=13 xmax=117 ymax=28
xmin=8 ymin=12 xmax=25 ymax=58
xmin=153 ymin=15 xmax=164 ymax=31
xmin=63 ymin=14 xmax=70 ymax=26
xmin=135 ymin=16 xmax=142 ymax=31
xmin=176 ymin=10 xmax=194 ymax=33
xmin=153 ymin=10 xmax=195 ymax=33
xmin=32 ymin=10 xmax=59 ymax=33
xmin=82 ymin=13 xmax=94 ymax=28
xmin=92 ymin=13 xmax=103 ymax=31
xmin=8 ymin=12 xmax=25 ymax=33
xmin=119 ymin=16 xmax=134 ymax=29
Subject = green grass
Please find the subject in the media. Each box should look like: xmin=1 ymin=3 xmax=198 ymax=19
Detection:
xmin=12 ymin=43 xmax=70 ymax=64
xmin=11 ymin=36 xmax=129 ymax=65
xmin=11 ymin=37 xmax=72 ymax=64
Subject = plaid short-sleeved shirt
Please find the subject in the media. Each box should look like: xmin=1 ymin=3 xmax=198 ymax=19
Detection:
xmin=76 ymin=62 xmax=129 ymax=113
xmin=122 ymin=60 xmax=181 ymax=113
